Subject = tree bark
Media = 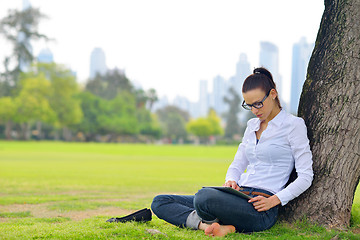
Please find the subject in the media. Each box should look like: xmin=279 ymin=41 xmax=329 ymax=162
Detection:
xmin=62 ymin=127 xmax=72 ymax=141
xmin=36 ymin=121 xmax=43 ymax=140
xmin=5 ymin=120 xmax=12 ymax=140
xmin=280 ymin=0 xmax=360 ymax=228
xmin=20 ymin=122 xmax=31 ymax=140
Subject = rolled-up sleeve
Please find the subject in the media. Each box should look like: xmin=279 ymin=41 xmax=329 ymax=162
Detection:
xmin=276 ymin=118 xmax=313 ymax=205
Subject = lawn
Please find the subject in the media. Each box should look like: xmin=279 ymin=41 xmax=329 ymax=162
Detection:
xmin=0 ymin=141 xmax=359 ymax=239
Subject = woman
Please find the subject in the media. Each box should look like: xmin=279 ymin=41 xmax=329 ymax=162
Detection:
xmin=151 ymin=67 xmax=313 ymax=237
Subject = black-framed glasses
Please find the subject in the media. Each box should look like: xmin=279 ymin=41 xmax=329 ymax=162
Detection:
xmin=242 ymin=89 xmax=271 ymax=110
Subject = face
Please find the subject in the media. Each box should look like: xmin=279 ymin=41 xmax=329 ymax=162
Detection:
xmin=242 ymin=88 xmax=277 ymax=122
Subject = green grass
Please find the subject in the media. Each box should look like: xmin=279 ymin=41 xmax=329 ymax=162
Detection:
xmin=0 ymin=211 xmax=32 ymax=218
xmin=0 ymin=141 xmax=359 ymax=239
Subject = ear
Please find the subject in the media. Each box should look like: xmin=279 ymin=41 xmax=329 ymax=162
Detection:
xmin=270 ymin=89 xmax=278 ymax=99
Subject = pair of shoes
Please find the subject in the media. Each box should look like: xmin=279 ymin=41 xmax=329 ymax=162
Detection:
xmin=106 ymin=208 xmax=152 ymax=223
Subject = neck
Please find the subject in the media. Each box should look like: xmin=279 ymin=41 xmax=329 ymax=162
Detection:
xmin=263 ymin=106 xmax=281 ymax=124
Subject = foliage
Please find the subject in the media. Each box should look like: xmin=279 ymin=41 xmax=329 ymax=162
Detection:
xmin=75 ymin=91 xmax=161 ymax=141
xmin=187 ymin=118 xmax=212 ymax=137
xmin=0 ymin=97 xmax=16 ymax=123
xmin=187 ymin=109 xmax=224 ymax=142
xmin=82 ymin=69 xmax=160 ymax=141
xmin=32 ymin=63 xmax=83 ymax=128
xmin=146 ymin=88 xmax=158 ymax=110
xmin=100 ymin=92 xmax=139 ymax=135
xmin=85 ymin=69 xmax=133 ymax=100
xmin=73 ymin=92 xmax=104 ymax=140
xmin=13 ymin=75 xmax=56 ymax=125
xmin=156 ymin=106 xmax=189 ymax=141
xmin=223 ymin=87 xmax=241 ymax=139
xmin=207 ymin=108 xmax=224 ymax=136
xmin=0 ymin=7 xmax=49 ymax=92
xmin=136 ymin=109 xmax=162 ymax=138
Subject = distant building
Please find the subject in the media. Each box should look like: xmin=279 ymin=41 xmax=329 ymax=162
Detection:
xmin=89 ymin=47 xmax=107 ymax=79
xmin=212 ymin=75 xmax=227 ymax=115
xmin=37 ymin=48 xmax=54 ymax=63
xmin=235 ymin=53 xmax=251 ymax=95
xmin=189 ymin=101 xmax=200 ymax=119
xmin=173 ymin=95 xmax=191 ymax=113
xmin=199 ymin=80 xmax=209 ymax=117
xmin=259 ymin=41 xmax=288 ymax=110
xmin=259 ymin=42 xmax=282 ymax=95
xmin=290 ymin=38 xmax=314 ymax=114
xmin=18 ymin=0 xmax=33 ymax=72
xmin=23 ymin=0 xmax=31 ymax=9
xmin=152 ymin=96 xmax=169 ymax=112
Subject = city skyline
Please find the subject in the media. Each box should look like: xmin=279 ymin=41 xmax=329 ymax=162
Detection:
xmin=290 ymin=38 xmax=314 ymax=114
xmin=0 ymin=0 xmax=324 ymax=103
xmin=156 ymin=38 xmax=313 ymax=118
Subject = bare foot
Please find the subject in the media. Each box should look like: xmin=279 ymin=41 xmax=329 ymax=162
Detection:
xmin=204 ymin=222 xmax=235 ymax=237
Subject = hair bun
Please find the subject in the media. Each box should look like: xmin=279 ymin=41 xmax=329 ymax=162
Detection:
xmin=253 ymin=67 xmax=273 ymax=81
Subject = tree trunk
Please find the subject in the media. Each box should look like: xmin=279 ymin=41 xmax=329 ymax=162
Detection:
xmin=62 ymin=127 xmax=72 ymax=141
xmin=5 ymin=120 xmax=12 ymax=140
xmin=20 ymin=122 xmax=31 ymax=140
xmin=36 ymin=121 xmax=43 ymax=140
xmin=280 ymin=0 xmax=360 ymax=228
xmin=54 ymin=129 xmax=60 ymax=141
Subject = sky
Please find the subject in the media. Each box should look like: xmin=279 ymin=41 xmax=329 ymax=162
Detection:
xmin=0 ymin=0 xmax=325 ymax=104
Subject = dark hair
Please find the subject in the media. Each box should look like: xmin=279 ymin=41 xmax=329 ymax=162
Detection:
xmin=242 ymin=67 xmax=282 ymax=109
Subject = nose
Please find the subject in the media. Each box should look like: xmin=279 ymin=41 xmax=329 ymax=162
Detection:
xmin=251 ymin=107 xmax=258 ymax=115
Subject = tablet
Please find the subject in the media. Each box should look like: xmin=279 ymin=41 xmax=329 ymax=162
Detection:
xmin=203 ymin=186 xmax=252 ymax=200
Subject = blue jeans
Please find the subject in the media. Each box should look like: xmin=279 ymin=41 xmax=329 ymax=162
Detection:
xmin=151 ymin=187 xmax=279 ymax=232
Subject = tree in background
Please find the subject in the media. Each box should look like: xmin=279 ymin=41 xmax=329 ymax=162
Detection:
xmin=136 ymin=108 xmax=162 ymax=139
xmin=134 ymin=88 xmax=148 ymax=109
xmin=146 ymin=88 xmax=158 ymax=111
xmin=84 ymin=69 xmax=160 ymax=141
xmin=74 ymin=92 xmax=104 ymax=141
xmin=280 ymin=0 xmax=360 ymax=228
xmin=156 ymin=106 xmax=189 ymax=143
xmin=187 ymin=109 xmax=223 ymax=144
xmin=35 ymin=63 xmax=82 ymax=140
xmin=223 ymin=87 xmax=241 ymax=139
xmin=75 ymin=92 xmax=139 ymax=142
xmin=85 ymin=69 xmax=133 ymax=100
xmin=0 ymin=97 xmax=16 ymax=139
xmin=13 ymin=75 xmax=56 ymax=140
xmin=0 ymin=7 xmax=49 ymax=94
xmin=100 ymin=92 xmax=139 ymax=138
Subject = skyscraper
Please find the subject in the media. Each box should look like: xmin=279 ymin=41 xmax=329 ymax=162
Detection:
xmin=152 ymin=96 xmax=169 ymax=112
xmin=89 ymin=47 xmax=107 ymax=79
xmin=23 ymin=0 xmax=31 ymax=9
xmin=37 ymin=48 xmax=54 ymax=63
xmin=235 ymin=53 xmax=251 ymax=95
xmin=18 ymin=0 xmax=32 ymax=72
xmin=199 ymin=80 xmax=209 ymax=117
xmin=173 ymin=95 xmax=191 ymax=113
xmin=290 ymin=38 xmax=314 ymax=114
xmin=212 ymin=75 xmax=227 ymax=115
xmin=259 ymin=42 xmax=282 ymax=95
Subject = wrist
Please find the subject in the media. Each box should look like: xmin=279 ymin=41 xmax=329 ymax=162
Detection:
xmin=270 ymin=195 xmax=281 ymax=208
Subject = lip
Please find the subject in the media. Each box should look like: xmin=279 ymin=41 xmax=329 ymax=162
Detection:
xmin=256 ymin=114 xmax=262 ymax=118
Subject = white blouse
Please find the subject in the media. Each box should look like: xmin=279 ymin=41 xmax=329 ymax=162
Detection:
xmin=225 ymin=110 xmax=313 ymax=206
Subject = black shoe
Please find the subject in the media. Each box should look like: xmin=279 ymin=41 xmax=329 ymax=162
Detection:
xmin=106 ymin=208 xmax=152 ymax=223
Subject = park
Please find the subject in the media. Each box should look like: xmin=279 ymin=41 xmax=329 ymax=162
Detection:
xmin=0 ymin=141 xmax=359 ymax=239
xmin=0 ymin=0 xmax=360 ymax=239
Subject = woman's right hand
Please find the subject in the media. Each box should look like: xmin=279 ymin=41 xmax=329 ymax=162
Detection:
xmin=223 ymin=180 xmax=240 ymax=190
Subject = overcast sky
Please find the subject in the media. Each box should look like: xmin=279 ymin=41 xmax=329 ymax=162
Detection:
xmin=0 ymin=0 xmax=324 ymax=103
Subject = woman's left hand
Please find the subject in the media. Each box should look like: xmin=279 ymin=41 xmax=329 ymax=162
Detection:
xmin=248 ymin=195 xmax=281 ymax=212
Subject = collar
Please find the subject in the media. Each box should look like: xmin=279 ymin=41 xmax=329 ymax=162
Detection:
xmin=268 ymin=109 xmax=286 ymax=127
xmin=249 ymin=109 xmax=286 ymax=131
